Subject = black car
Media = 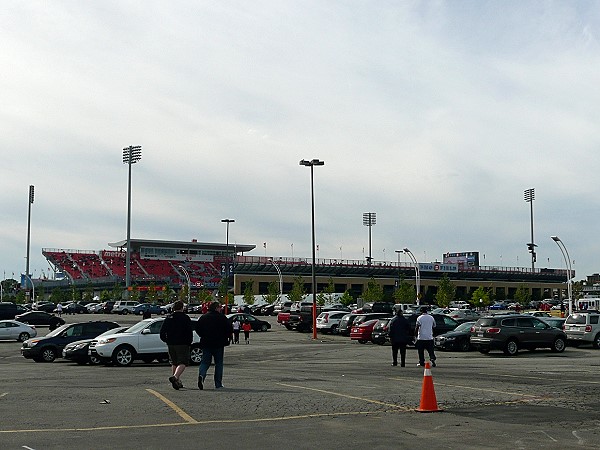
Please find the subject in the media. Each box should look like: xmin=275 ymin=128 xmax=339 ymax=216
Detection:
xmin=261 ymin=304 xmax=276 ymax=316
xmin=35 ymin=302 xmax=56 ymax=313
xmin=434 ymin=321 xmax=476 ymax=351
xmin=226 ymin=313 xmax=271 ymax=331
xmin=62 ymin=302 xmax=88 ymax=314
xmin=338 ymin=313 xmax=360 ymax=336
xmin=371 ymin=317 xmax=393 ymax=345
xmin=21 ymin=320 xmax=121 ymax=362
xmin=406 ymin=313 xmax=460 ymax=337
xmin=62 ymin=326 xmax=129 ymax=365
xmin=15 ymin=311 xmax=64 ymax=327
xmin=470 ymin=314 xmax=567 ymax=356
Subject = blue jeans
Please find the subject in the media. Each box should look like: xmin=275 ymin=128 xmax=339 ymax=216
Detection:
xmin=199 ymin=347 xmax=224 ymax=388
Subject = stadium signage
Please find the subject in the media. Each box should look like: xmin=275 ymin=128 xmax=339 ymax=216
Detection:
xmin=418 ymin=263 xmax=458 ymax=273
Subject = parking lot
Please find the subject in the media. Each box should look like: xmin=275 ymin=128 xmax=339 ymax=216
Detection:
xmin=1 ymin=313 xmax=600 ymax=449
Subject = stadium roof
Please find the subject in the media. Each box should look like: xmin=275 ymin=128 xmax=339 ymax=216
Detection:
xmin=107 ymin=238 xmax=256 ymax=254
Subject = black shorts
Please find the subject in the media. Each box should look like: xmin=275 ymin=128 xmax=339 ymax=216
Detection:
xmin=168 ymin=344 xmax=191 ymax=366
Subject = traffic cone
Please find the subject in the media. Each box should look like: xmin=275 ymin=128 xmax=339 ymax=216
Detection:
xmin=417 ymin=362 xmax=442 ymax=412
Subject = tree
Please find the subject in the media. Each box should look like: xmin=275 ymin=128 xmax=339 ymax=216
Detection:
xmin=178 ymin=284 xmax=190 ymax=303
xmin=112 ymin=283 xmax=124 ymax=301
xmin=287 ymin=276 xmax=307 ymax=303
xmin=471 ymin=286 xmax=492 ymax=309
xmin=196 ymin=287 xmax=213 ymax=304
xmin=435 ymin=274 xmax=456 ymax=307
xmin=100 ymin=290 xmax=112 ymax=302
xmin=262 ymin=281 xmax=279 ymax=305
xmin=394 ymin=275 xmax=416 ymax=304
xmin=243 ymin=280 xmax=255 ymax=305
xmin=514 ymin=284 xmax=531 ymax=306
xmin=82 ymin=283 xmax=94 ymax=303
xmin=322 ymin=277 xmax=337 ymax=304
xmin=49 ymin=287 xmax=65 ymax=305
xmin=572 ymin=281 xmax=583 ymax=301
xmin=339 ymin=290 xmax=354 ymax=307
xmin=316 ymin=292 xmax=327 ymax=306
xmin=146 ymin=283 xmax=158 ymax=303
xmin=362 ymin=277 xmax=384 ymax=303
xmin=129 ymin=285 xmax=141 ymax=303
xmin=160 ymin=284 xmax=174 ymax=304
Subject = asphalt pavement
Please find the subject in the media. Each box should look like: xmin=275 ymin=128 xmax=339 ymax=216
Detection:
xmin=1 ymin=313 xmax=599 ymax=449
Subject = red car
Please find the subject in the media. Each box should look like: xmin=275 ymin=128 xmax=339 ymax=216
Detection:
xmin=350 ymin=319 xmax=379 ymax=344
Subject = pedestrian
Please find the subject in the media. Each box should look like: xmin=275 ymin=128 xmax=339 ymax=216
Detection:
xmin=242 ymin=319 xmax=252 ymax=344
xmin=159 ymin=300 xmax=194 ymax=390
xmin=232 ymin=318 xmax=241 ymax=344
xmin=56 ymin=302 xmax=63 ymax=317
xmin=194 ymin=301 xmax=233 ymax=390
xmin=415 ymin=306 xmax=436 ymax=367
xmin=142 ymin=308 xmax=152 ymax=320
xmin=388 ymin=309 xmax=411 ymax=367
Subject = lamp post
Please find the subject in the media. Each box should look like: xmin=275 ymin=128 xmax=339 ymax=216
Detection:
xmin=268 ymin=258 xmax=283 ymax=303
xmin=23 ymin=273 xmax=35 ymax=306
xmin=551 ymin=236 xmax=573 ymax=315
xmin=524 ymin=188 xmax=537 ymax=270
xmin=362 ymin=212 xmax=376 ymax=265
xmin=299 ymin=158 xmax=324 ymax=340
xmin=123 ymin=145 xmax=142 ymax=293
xmin=221 ymin=219 xmax=235 ymax=314
xmin=395 ymin=250 xmax=403 ymax=288
xmin=403 ymin=248 xmax=420 ymax=305
xmin=178 ymin=265 xmax=191 ymax=304
xmin=25 ymin=185 xmax=34 ymax=302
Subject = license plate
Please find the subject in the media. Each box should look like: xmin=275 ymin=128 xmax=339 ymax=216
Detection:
xmin=477 ymin=332 xmax=483 ymax=337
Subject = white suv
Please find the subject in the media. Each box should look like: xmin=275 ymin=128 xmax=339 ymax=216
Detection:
xmin=111 ymin=301 xmax=140 ymax=315
xmin=316 ymin=311 xmax=348 ymax=334
xmin=564 ymin=311 xmax=600 ymax=348
xmin=88 ymin=317 xmax=201 ymax=366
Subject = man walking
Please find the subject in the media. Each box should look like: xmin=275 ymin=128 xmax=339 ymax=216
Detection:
xmin=194 ymin=301 xmax=233 ymax=390
xmin=160 ymin=300 xmax=193 ymax=390
xmin=415 ymin=306 xmax=436 ymax=367
xmin=388 ymin=309 xmax=411 ymax=367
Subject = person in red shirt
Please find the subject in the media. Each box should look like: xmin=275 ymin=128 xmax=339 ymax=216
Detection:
xmin=242 ymin=320 xmax=252 ymax=344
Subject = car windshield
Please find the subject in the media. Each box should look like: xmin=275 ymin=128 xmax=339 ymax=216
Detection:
xmin=123 ymin=320 xmax=154 ymax=334
xmin=454 ymin=322 xmax=475 ymax=332
xmin=476 ymin=318 xmax=497 ymax=327
xmin=566 ymin=315 xmax=586 ymax=325
xmin=45 ymin=324 xmax=70 ymax=337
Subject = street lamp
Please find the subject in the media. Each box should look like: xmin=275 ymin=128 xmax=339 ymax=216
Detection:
xmin=25 ymin=185 xmax=34 ymax=302
xmin=299 ymin=158 xmax=324 ymax=340
xmin=551 ymin=236 xmax=573 ymax=315
xmin=123 ymin=145 xmax=142 ymax=293
xmin=524 ymin=188 xmax=537 ymax=270
xmin=23 ymin=273 xmax=35 ymax=306
xmin=362 ymin=212 xmax=376 ymax=265
xmin=404 ymin=248 xmax=420 ymax=305
xmin=221 ymin=219 xmax=235 ymax=314
xmin=395 ymin=250 xmax=403 ymax=288
xmin=178 ymin=265 xmax=191 ymax=304
xmin=268 ymin=258 xmax=283 ymax=303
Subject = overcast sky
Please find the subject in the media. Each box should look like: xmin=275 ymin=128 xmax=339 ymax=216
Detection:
xmin=2 ymin=1 xmax=599 ymax=281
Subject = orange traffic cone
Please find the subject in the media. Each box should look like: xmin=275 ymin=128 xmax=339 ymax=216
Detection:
xmin=417 ymin=362 xmax=442 ymax=412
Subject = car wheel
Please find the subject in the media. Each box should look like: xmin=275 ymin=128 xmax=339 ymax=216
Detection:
xmin=112 ymin=345 xmax=135 ymax=366
xmin=18 ymin=332 xmax=30 ymax=342
xmin=330 ymin=324 xmax=339 ymax=335
xmin=358 ymin=339 xmax=367 ymax=344
xmin=190 ymin=345 xmax=202 ymax=365
xmin=478 ymin=347 xmax=490 ymax=354
xmin=41 ymin=347 xmax=57 ymax=362
xmin=284 ymin=324 xmax=292 ymax=330
xmin=458 ymin=339 xmax=470 ymax=352
xmin=503 ymin=339 xmax=519 ymax=356
xmin=261 ymin=324 xmax=268 ymax=332
xmin=552 ymin=337 xmax=566 ymax=353
xmin=89 ymin=355 xmax=102 ymax=365
xmin=122 ymin=309 xmax=129 ymax=315
xmin=593 ymin=333 xmax=600 ymax=349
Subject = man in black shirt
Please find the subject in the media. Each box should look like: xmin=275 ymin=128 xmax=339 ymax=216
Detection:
xmin=160 ymin=300 xmax=193 ymax=390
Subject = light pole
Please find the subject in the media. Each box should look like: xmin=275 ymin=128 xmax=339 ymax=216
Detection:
xmin=299 ymin=158 xmax=324 ymax=340
xmin=178 ymin=265 xmax=191 ymax=304
xmin=404 ymin=248 xmax=420 ymax=305
xmin=23 ymin=273 xmax=35 ymax=306
xmin=362 ymin=212 xmax=376 ymax=265
xmin=221 ymin=219 xmax=235 ymax=314
xmin=123 ymin=145 xmax=142 ymax=294
xmin=395 ymin=250 xmax=403 ymax=288
xmin=25 ymin=185 xmax=34 ymax=302
xmin=524 ymin=188 xmax=537 ymax=270
xmin=268 ymin=258 xmax=283 ymax=303
xmin=551 ymin=236 xmax=573 ymax=315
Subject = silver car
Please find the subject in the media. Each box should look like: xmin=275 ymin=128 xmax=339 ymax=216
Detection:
xmin=0 ymin=320 xmax=37 ymax=342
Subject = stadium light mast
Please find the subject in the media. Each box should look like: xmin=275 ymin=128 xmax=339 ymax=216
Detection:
xmin=221 ymin=219 xmax=235 ymax=314
xmin=299 ymin=158 xmax=324 ymax=340
xmin=25 ymin=185 xmax=34 ymax=300
xmin=524 ymin=188 xmax=536 ymax=271
xmin=363 ymin=212 xmax=376 ymax=265
xmin=123 ymin=146 xmax=141 ymax=293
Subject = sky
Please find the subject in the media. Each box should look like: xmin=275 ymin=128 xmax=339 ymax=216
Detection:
xmin=2 ymin=1 xmax=600 ymax=282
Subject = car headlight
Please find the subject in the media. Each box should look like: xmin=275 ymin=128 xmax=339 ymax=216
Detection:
xmin=69 ymin=343 xmax=88 ymax=350
xmin=97 ymin=337 xmax=118 ymax=345
xmin=444 ymin=337 xmax=455 ymax=341
xmin=25 ymin=339 xmax=40 ymax=347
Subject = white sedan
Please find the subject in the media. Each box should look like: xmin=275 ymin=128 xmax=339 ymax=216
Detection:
xmin=0 ymin=320 xmax=37 ymax=342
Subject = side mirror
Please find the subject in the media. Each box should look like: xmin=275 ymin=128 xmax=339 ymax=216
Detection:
xmin=141 ymin=329 xmax=151 ymax=335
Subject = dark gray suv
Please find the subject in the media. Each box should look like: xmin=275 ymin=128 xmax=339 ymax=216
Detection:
xmin=470 ymin=314 xmax=567 ymax=356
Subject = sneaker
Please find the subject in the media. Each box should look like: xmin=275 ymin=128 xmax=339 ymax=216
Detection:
xmin=169 ymin=376 xmax=180 ymax=390
xmin=417 ymin=363 xmax=425 ymax=367
xmin=431 ymin=360 xmax=437 ymax=367
xmin=177 ymin=380 xmax=184 ymax=388
xmin=216 ymin=385 xmax=225 ymax=389
xmin=391 ymin=362 xmax=397 ymax=366
xmin=197 ymin=377 xmax=204 ymax=390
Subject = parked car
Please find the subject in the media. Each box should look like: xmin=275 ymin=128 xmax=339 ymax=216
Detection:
xmin=541 ymin=317 xmax=566 ymax=329
xmin=0 ymin=320 xmax=37 ymax=342
xmin=61 ymin=302 xmax=88 ymax=314
xmin=15 ymin=311 xmax=63 ymax=327
xmin=371 ymin=317 xmax=393 ymax=345
xmin=405 ymin=313 xmax=460 ymax=337
xmin=434 ymin=321 xmax=476 ymax=351
xmin=470 ymin=314 xmax=567 ymax=355
xmin=111 ymin=301 xmax=140 ymax=315
xmin=35 ymin=302 xmax=56 ymax=313
xmin=489 ymin=303 xmax=507 ymax=310
xmin=273 ymin=302 xmax=293 ymax=314
xmin=89 ymin=318 xmax=202 ymax=367
xmin=0 ymin=302 xmax=19 ymax=320
xmin=316 ymin=311 xmax=348 ymax=334
xmin=261 ymin=304 xmax=276 ymax=316
xmin=350 ymin=319 xmax=379 ymax=343
xmin=133 ymin=303 xmax=167 ymax=316
xmin=446 ymin=309 xmax=480 ymax=323
xmin=21 ymin=320 xmax=121 ymax=362
xmin=526 ymin=311 xmax=552 ymax=318
xmin=338 ymin=313 xmax=360 ymax=336
xmin=62 ymin=326 xmax=130 ymax=365
xmin=563 ymin=311 xmax=600 ymax=347
xmin=250 ymin=304 xmax=267 ymax=315
xmin=98 ymin=301 xmax=115 ymax=314
xmin=226 ymin=313 xmax=271 ymax=332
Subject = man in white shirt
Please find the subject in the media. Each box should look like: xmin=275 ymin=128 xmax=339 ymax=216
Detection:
xmin=415 ymin=306 xmax=436 ymax=367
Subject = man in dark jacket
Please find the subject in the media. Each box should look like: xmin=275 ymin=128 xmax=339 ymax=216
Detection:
xmin=194 ymin=301 xmax=233 ymax=390
xmin=160 ymin=300 xmax=193 ymax=390
xmin=388 ymin=309 xmax=411 ymax=367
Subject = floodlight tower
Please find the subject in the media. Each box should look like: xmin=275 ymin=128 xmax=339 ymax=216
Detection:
xmin=524 ymin=188 xmax=536 ymax=270
xmin=363 ymin=212 xmax=376 ymax=265
xmin=123 ymin=145 xmax=142 ymax=292
xmin=25 ymin=185 xmax=34 ymax=284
